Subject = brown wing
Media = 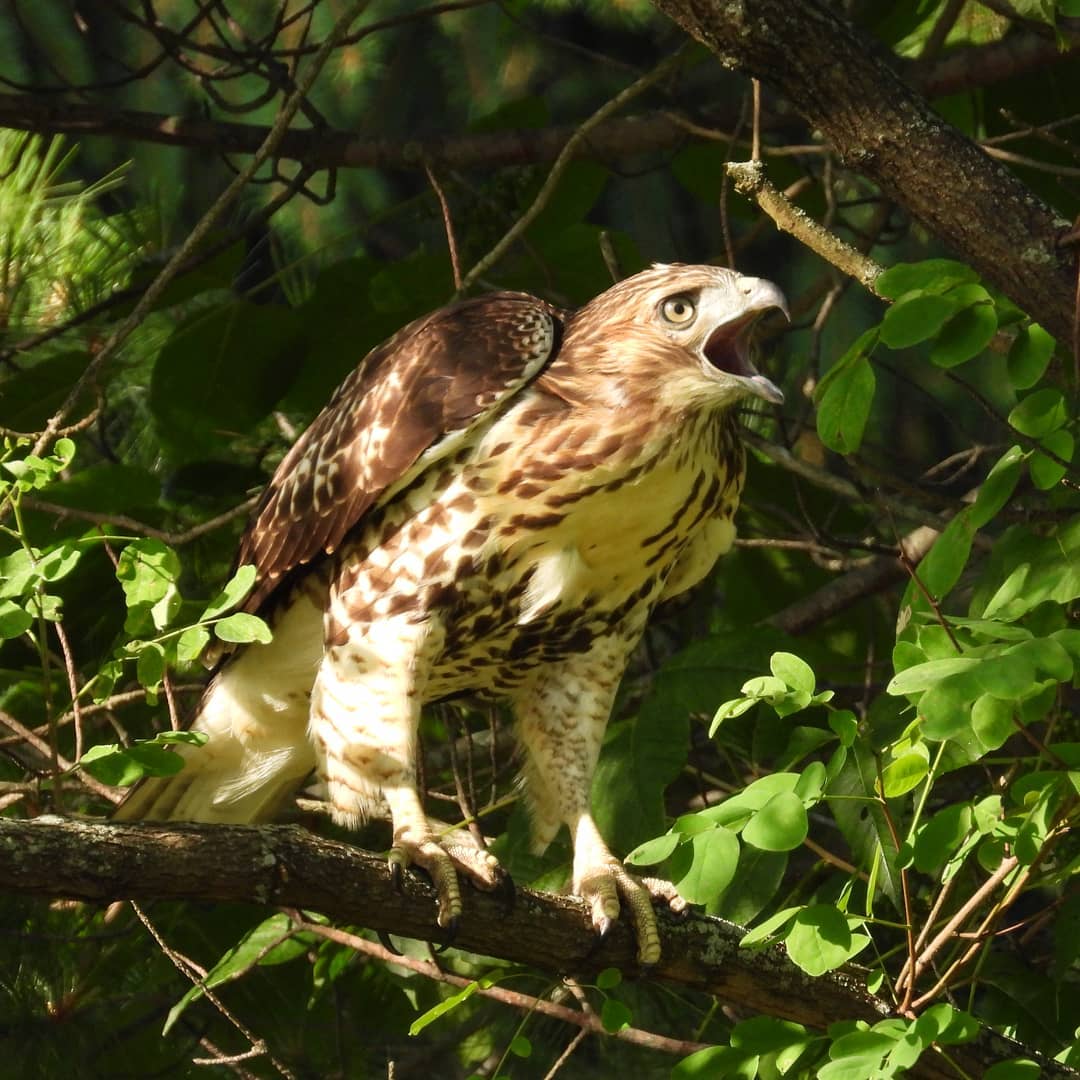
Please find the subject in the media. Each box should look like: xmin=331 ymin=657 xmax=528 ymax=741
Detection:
xmin=236 ymin=292 xmax=561 ymax=612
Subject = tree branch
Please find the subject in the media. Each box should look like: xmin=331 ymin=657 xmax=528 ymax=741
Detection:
xmin=0 ymin=818 xmax=1067 ymax=1079
xmin=0 ymin=28 xmax=1071 ymax=175
xmin=650 ymin=0 xmax=1078 ymax=344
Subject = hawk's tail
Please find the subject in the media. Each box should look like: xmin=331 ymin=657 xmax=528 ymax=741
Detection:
xmin=113 ymin=665 xmax=316 ymax=825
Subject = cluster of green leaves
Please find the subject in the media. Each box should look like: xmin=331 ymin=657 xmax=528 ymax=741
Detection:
xmin=1 ymin=437 xmax=268 ymax=787
xmin=615 ymin=255 xmax=1079 ymax=1074
xmin=673 ymin=1006 xmax=994 ymax=1080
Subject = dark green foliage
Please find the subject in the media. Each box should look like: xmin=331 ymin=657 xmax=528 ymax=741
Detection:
xmin=1 ymin=2 xmax=1079 ymax=1077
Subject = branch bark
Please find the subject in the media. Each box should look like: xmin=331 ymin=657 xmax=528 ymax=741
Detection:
xmin=0 ymin=818 xmax=1066 ymax=1079
xmin=649 ymin=0 xmax=1077 ymax=344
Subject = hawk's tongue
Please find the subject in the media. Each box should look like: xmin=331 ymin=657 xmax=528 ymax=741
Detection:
xmin=703 ymin=318 xmax=784 ymax=405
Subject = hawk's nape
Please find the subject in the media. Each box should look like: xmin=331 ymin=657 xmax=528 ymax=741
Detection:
xmin=115 ymin=264 xmax=787 ymax=966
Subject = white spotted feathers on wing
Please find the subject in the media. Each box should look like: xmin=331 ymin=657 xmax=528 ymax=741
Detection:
xmin=235 ymin=294 xmax=558 ymax=612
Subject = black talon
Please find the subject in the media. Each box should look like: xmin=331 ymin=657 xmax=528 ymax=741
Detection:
xmin=583 ymin=923 xmax=608 ymax=960
xmin=376 ymin=929 xmax=403 ymax=956
xmin=390 ymin=859 xmax=404 ymax=893
xmin=433 ymin=915 xmax=459 ymax=953
xmin=496 ymin=872 xmax=516 ymax=912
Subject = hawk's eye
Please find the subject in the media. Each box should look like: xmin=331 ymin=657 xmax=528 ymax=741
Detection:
xmin=660 ymin=295 xmax=696 ymax=325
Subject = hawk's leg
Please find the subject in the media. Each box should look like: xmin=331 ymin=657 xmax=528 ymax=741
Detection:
xmin=310 ymin=619 xmax=501 ymax=929
xmin=513 ymin=637 xmax=683 ymax=966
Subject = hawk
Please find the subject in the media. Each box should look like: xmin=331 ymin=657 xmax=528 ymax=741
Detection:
xmin=117 ymin=263 xmax=786 ymax=965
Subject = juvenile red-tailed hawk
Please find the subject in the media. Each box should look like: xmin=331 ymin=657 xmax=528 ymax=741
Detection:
xmin=117 ymin=264 xmax=786 ymax=964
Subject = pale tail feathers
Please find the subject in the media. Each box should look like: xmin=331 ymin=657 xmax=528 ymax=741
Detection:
xmin=114 ymin=742 xmax=313 ymax=824
xmin=114 ymin=594 xmax=322 ymax=824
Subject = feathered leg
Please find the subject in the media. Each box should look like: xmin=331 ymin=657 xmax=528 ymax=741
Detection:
xmin=309 ymin=612 xmax=502 ymax=928
xmin=513 ymin=634 xmax=684 ymax=966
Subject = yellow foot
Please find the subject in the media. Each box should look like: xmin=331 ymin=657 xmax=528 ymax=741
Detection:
xmin=576 ymin=860 xmax=686 ymax=966
xmin=389 ymin=824 xmax=507 ymax=930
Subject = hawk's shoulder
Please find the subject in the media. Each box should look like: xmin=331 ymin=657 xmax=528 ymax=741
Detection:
xmin=237 ymin=292 xmax=562 ymax=612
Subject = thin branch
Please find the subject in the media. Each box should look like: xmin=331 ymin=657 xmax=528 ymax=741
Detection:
xmin=30 ymin=0 xmax=371 ymax=456
xmin=424 ymin=162 xmax=462 ymax=291
xmin=290 ymin=917 xmax=707 ymax=1057
xmin=130 ymin=902 xmax=294 ymax=1078
xmin=459 ymin=46 xmax=689 ymax=291
xmin=726 ymin=160 xmax=885 ymax=295
xmin=21 ymin=495 xmax=260 ymax=546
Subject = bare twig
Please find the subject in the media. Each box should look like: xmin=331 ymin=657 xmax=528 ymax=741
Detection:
xmin=424 ymin=162 xmax=463 ymax=291
xmin=30 ymin=1 xmax=371 ymax=457
xmin=130 ymin=902 xmax=295 ymax=1078
xmin=21 ymin=495 xmax=260 ymax=546
xmin=289 ymin=916 xmax=711 ymax=1057
xmin=726 ymin=160 xmax=885 ymax=295
xmin=459 ymin=47 xmax=689 ymax=292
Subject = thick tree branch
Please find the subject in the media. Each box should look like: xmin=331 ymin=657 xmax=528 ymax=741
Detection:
xmin=0 ymin=818 xmax=1065 ymax=1079
xmin=650 ymin=0 xmax=1077 ymax=344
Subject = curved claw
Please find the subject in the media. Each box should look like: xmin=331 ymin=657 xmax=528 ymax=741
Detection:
xmin=497 ymin=871 xmax=516 ymax=913
xmin=376 ymin=929 xmax=403 ymax=956
xmin=389 ymin=855 xmax=404 ymax=894
xmin=433 ymin=915 xmax=459 ymax=954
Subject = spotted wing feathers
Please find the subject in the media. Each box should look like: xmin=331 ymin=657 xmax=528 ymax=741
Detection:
xmin=236 ymin=293 xmax=559 ymax=611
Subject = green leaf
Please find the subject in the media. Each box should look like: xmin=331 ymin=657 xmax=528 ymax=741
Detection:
xmin=918 ymin=511 xmax=975 ymax=600
xmin=408 ymin=980 xmax=484 ymax=1036
xmin=929 ymin=292 xmax=997 ymax=367
xmin=974 ymin=645 xmax=1037 ymax=699
xmin=164 ymin=914 xmax=309 ymax=1034
xmin=1029 ymin=428 xmax=1073 ymax=490
xmin=913 ymin=804 xmax=973 ymax=874
xmin=38 ymin=541 xmax=82 ymax=583
xmin=971 ymin=693 xmax=1016 ymax=752
xmin=718 ymin=847 xmax=789 ymax=925
xmin=214 ymin=612 xmax=273 ymax=644
xmin=0 ymin=599 xmax=33 ymax=639
xmin=880 ymin=293 xmax=959 ymax=348
xmin=770 ymin=652 xmax=816 ymax=694
xmin=983 ymin=1063 xmax=1043 ymax=1080
xmin=150 ymin=301 xmax=304 ymax=461
xmin=887 ymin=657 xmax=979 ymax=695
xmin=969 ymin=446 xmax=1023 ymax=528
xmin=730 ymin=1016 xmax=812 ymax=1055
xmin=80 ymin=742 xmax=185 ymax=786
xmin=0 ymin=351 xmax=91 ymax=432
xmin=875 ymin=259 xmax=977 ymax=299
xmin=202 ymin=564 xmax=258 ymax=620
xmin=117 ymin=539 xmax=181 ymax=607
xmin=624 ymin=831 xmax=680 ymax=867
xmin=135 ymin=642 xmax=166 ymax=692
xmin=600 ymin=998 xmax=632 ymax=1033
xmin=742 ymin=791 xmax=808 ymax=852
xmin=176 ymin=624 xmax=212 ymax=664
xmin=879 ymin=749 xmax=930 ymax=798
xmin=1006 ymin=324 xmax=1055 ymax=389
xmin=670 ymin=826 xmax=740 ymax=905
xmin=595 ymin=967 xmax=622 ymax=990
xmin=739 ymin=905 xmax=802 ymax=948
xmin=672 ymin=1047 xmax=749 ymax=1078
xmin=785 ymin=905 xmax=858 ymax=975
xmin=509 ymin=1035 xmax=532 ymax=1058
xmin=1008 ymin=388 xmax=1066 ymax=437
xmin=816 ymin=338 xmax=876 ymax=454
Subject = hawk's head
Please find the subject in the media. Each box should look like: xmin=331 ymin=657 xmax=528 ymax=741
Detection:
xmin=564 ymin=263 xmax=787 ymax=411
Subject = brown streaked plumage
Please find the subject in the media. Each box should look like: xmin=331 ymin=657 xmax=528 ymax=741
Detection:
xmin=116 ymin=264 xmax=787 ymax=965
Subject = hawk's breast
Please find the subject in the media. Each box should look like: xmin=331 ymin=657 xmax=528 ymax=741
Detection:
xmin=328 ymin=398 xmax=745 ymax=700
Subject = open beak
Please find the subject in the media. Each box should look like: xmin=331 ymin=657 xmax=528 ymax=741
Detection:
xmin=701 ymin=278 xmax=787 ymax=405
